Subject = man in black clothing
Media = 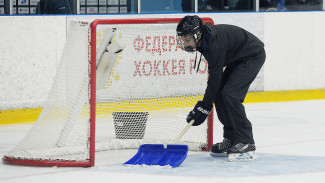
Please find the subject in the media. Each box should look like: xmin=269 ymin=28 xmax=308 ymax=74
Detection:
xmin=176 ymin=15 xmax=265 ymax=161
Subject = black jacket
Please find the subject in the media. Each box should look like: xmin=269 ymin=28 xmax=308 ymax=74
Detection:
xmin=199 ymin=24 xmax=264 ymax=105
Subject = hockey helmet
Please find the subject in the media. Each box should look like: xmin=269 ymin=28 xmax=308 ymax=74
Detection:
xmin=176 ymin=15 xmax=203 ymax=52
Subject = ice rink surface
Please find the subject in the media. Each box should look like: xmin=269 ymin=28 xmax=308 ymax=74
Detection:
xmin=1 ymin=100 xmax=325 ymax=183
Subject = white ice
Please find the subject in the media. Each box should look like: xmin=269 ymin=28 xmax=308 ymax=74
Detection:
xmin=1 ymin=100 xmax=325 ymax=183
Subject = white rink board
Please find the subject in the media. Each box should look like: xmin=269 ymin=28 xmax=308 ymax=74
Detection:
xmin=0 ymin=16 xmax=67 ymax=110
xmin=1 ymin=12 xmax=325 ymax=110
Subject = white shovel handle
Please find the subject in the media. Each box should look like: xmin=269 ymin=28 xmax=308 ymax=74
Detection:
xmin=172 ymin=119 xmax=195 ymax=144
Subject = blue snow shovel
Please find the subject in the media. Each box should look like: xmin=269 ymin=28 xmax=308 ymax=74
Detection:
xmin=124 ymin=120 xmax=195 ymax=168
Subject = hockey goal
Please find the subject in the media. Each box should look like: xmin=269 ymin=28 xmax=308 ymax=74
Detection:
xmin=3 ymin=18 xmax=214 ymax=167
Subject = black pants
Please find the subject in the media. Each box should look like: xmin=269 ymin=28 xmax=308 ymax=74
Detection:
xmin=214 ymin=49 xmax=266 ymax=144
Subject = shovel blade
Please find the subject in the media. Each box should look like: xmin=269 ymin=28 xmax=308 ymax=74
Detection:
xmin=124 ymin=144 xmax=166 ymax=166
xmin=156 ymin=144 xmax=189 ymax=167
xmin=124 ymin=144 xmax=189 ymax=168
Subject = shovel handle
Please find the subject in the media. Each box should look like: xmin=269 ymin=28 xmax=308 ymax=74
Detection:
xmin=172 ymin=119 xmax=195 ymax=144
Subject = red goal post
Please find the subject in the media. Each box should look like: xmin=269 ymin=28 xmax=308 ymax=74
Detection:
xmin=89 ymin=18 xmax=215 ymax=167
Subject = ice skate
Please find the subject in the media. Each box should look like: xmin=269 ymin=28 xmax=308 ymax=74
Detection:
xmin=210 ymin=138 xmax=232 ymax=157
xmin=227 ymin=143 xmax=257 ymax=162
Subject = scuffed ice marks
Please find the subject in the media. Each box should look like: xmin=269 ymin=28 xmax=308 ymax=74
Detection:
xmin=94 ymin=153 xmax=325 ymax=178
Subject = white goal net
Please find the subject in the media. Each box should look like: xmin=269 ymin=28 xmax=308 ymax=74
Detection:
xmin=3 ymin=18 xmax=214 ymax=167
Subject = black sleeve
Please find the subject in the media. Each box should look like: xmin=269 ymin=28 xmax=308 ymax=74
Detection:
xmin=202 ymin=49 xmax=226 ymax=106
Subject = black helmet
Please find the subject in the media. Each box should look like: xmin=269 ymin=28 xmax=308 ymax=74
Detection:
xmin=177 ymin=15 xmax=204 ymax=73
xmin=176 ymin=15 xmax=203 ymax=52
xmin=177 ymin=15 xmax=203 ymax=37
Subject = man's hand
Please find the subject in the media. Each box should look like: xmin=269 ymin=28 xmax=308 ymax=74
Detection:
xmin=186 ymin=101 xmax=212 ymax=126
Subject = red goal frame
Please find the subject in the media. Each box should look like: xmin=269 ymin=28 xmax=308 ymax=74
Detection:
xmin=3 ymin=18 xmax=215 ymax=167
